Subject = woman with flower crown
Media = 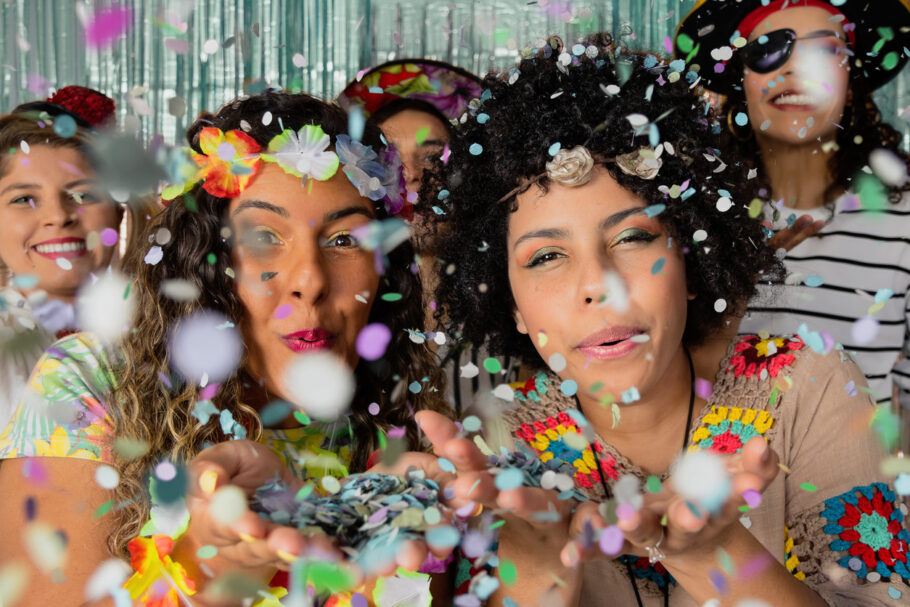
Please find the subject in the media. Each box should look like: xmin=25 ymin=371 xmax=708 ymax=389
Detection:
xmin=0 ymin=91 xmax=455 ymax=606
xmin=414 ymin=35 xmax=910 ymax=605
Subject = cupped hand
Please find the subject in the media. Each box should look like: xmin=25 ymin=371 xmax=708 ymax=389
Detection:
xmin=176 ymin=440 xmax=344 ymax=602
xmin=766 ymin=214 xmax=825 ymax=252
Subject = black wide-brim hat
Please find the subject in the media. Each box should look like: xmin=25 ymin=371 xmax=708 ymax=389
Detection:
xmin=674 ymin=0 xmax=910 ymax=95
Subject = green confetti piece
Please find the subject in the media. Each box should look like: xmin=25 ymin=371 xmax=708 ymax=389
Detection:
xmin=883 ymin=52 xmax=899 ymax=71
xmin=748 ymin=198 xmax=763 ymax=218
xmin=197 ymin=545 xmax=218 ymax=559
xmin=611 ymin=402 xmax=621 ymax=429
xmin=686 ymin=42 xmax=700 ymax=65
xmin=651 ymin=257 xmax=666 ymax=274
xmin=377 ymin=428 xmax=387 ymax=451
xmin=381 ymin=292 xmax=403 ymax=302
xmin=295 ymin=484 xmax=315 ymax=501
xmin=183 ymin=193 xmax=197 ymax=212
xmin=676 ymin=32 xmax=693 ymax=54
xmin=483 ymin=357 xmax=502 ymax=373
xmin=716 ymin=547 xmax=735 ymax=576
xmin=769 ymin=385 xmax=779 ymax=407
xmin=293 ymin=410 xmax=311 ymax=426
xmin=738 ymin=504 xmax=751 ymax=512
xmin=93 ymin=499 xmax=114 ymax=519
xmin=856 ymin=173 xmax=887 ymax=212
xmin=800 ymin=482 xmax=817 ymax=492
xmin=300 ymin=561 xmax=357 ymax=594
xmin=589 ymin=381 xmax=604 ymax=393
xmin=499 ymin=559 xmax=518 ymax=586
xmin=489 ymin=519 xmax=506 ymax=530
xmin=123 ymin=280 xmax=132 ymax=300
xmin=206 ymin=252 xmax=217 ymax=265
xmin=114 ymin=437 xmax=149 ymax=459
xmin=646 ymin=475 xmax=661 ymax=494
xmin=415 ymin=126 xmax=430 ymax=146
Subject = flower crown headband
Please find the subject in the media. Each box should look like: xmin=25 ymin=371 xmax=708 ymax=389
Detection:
xmin=162 ymin=124 xmax=410 ymax=217
xmin=494 ymin=145 xmax=664 ymax=203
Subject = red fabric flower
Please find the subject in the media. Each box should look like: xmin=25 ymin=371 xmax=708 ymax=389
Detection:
xmin=48 ymin=86 xmax=115 ymax=126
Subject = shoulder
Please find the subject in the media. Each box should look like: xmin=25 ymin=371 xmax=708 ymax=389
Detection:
xmin=0 ymin=332 xmax=118 ymax=462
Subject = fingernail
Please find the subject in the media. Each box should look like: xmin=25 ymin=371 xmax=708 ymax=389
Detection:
xmin=562 ymin=542 xmax=580 ymax=567
xmin=238 ymin=532 xmax=257 ymax=543
xmin=277 ymin=549 xmax=298 ymax=563
xmin=199 ymin=469 xmax=218 ymax=494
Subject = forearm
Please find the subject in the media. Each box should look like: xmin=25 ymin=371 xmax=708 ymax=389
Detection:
xmin=662 ymin=525 xmax=827 ymax=607
xmin=488 ymin=536 xmax=583 ymax=607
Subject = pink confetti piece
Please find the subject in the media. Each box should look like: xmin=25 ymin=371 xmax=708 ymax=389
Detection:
xmin=26 ymin=73 xmax=52 ymax=97
xmin=695 ymin=378 xmax=714 ymax=400
xmin=615 ymin=503 xmax=636 ymax=520
xmin=84 ymin=5 xmax=133 ymax=49
xmin=273 ymin=304 xmax=292 ymax=319
xmin=599 ymin=525 xmax=624 ymax=555
xmin=23 ymin=458 xmax=48 ymax=484
xmin=164 ymin=38 xmax=190 ymax=55
xmin=356 ymin=322 xmax=391 ymax=361
xmin=199 ymin=383 xmax=220 ymax=400
xmin=101 ymin=228 xmax=119 ymax=246
xmin=663 ymin=36 xmax=673 ymax=54
xmin=742 ymin=488 xmax=762 ymax=508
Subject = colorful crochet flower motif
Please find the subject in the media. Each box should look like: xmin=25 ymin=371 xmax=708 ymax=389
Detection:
xmin=261 ymin=125 xmax=340 ymax=182
xmin=617 ymin=555 xmax=675 ymax=588
xmin=728 ymin=335 xmax=804 ymax=379
xmin=515 ymin=410 xmax=619 ymax=489
xmin=784 ymin=526 xmax=806 ymax=581
xmin=511 ymin=372 xmax=550 ymax=403
xmin=820 ymin=482 xmax=910 ymax=580
xmin=191 ymin=127 xmax=262 ymax=198
xmin=691 ymin=406 xmax=774 ymax=454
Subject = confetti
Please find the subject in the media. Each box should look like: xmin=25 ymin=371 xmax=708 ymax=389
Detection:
xmin=494 ymin=468 xmax=524 ymax=491
xmin=483 ymin=357 xmax=502 ymax=373
xmin=672 ymin=450 xmax=731 ymax=513
xmin=76 ymin=271 xmax=136 ymax=343
xmin=169 ymin=311 xmax=243 ymax=384
xmin=210 ymin=485 xmax=248 ymax=525
xmin=283 ymin=351 xmax=355 ymax=420
xmin=548 ymin=353 xmax=567 ymax=372
xmin=598 ymin=525 xmax=624 ymax=555
xmin=83 ymin=4 xmax=133 ymax=49
xmin=356 ymin=323 xmax=392 ymax=361
xmin=84 ymin=559 xmax=131 ymax=603
xmin=800 ymin=482 xmax=817 ymax=492
xmin=94 ymin=465 xmax=120 ymax=490
xmin=144 ymin=245 xmax=163 ymax=265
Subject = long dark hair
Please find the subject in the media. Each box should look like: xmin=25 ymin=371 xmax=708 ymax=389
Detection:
xmin=107 ymin=91 xmax=448 ymax=557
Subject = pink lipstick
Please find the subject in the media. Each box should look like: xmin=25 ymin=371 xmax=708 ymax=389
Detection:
xmin=575 ymin=326 xmax=645 ymax=361
xmin=281 ymin=328 xmax=336 ymax=353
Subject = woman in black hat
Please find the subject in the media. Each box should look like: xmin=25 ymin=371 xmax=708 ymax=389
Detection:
xmin=675 ymin=0 xmax=910 ymax=433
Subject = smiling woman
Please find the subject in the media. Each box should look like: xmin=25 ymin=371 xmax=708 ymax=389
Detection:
xmin=0 ymin=91 xmax=451 ymax=605
xmin=430 ymin=34 xmax=908 ymax=606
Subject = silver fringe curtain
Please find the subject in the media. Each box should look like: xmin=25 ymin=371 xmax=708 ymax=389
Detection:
xmin=0 ymin=0 xmax=907 ymax=146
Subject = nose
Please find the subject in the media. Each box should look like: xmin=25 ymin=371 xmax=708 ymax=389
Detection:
xmin=41 ymin=193 xmax=78 ymax=228
xmin=287 ymin=246 xmax=328 ymax=306
xmin=578 ymin=249 xmax=610 ymax=307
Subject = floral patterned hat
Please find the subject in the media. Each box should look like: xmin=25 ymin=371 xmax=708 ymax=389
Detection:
xmin=337 ymin=59 xmax=482 ymax=123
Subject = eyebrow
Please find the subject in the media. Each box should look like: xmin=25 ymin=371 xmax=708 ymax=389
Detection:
xmin=0 ymin=183 xmax=40 ymax=196
xmin=800 ymin=29 xmax=842 ymax=41
xmin=231 ymin=200 xmax=291 ymax=219
xmin=324 ymin=205 xmax=374 ymax=223
xmin=420 ymin=138 xmax=447 ymax=148
xmin=512 ymin=206 xmax=644 ymax=251
xmin=64 ymin=179 xmax=96 ymax=189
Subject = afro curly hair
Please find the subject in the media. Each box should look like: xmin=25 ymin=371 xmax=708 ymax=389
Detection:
xmin=431 ymin=36 xmax=783 ymax=368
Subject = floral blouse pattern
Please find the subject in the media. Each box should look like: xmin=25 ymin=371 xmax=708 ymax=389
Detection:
xmin=501 ymin=334 xmax=909 ymax=605
xmin=0 ymin=333 xmax=355 ymax=483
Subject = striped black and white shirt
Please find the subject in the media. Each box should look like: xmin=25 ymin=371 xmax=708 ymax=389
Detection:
xmin=740 ymin=191 xmax=910 ymax=411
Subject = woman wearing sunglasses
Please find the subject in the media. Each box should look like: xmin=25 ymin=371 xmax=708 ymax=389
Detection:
xmin=675 ymin=1 xmax=910 ymax=430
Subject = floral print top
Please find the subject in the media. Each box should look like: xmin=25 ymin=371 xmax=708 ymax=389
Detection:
xmin=0 ymin=332 xmax=354 ymax=482
xmin=502 ymin=335 xmax=908 ymax=606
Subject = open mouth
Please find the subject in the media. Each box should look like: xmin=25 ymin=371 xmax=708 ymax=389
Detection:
xmin=32 ymin=238 xmax=87 ymax=260
xmin=576 ymin=327 xmax=646 ymax=361
xmin=280 ymin=328 xmax=337 ymax=353
xmin=769 ymin=91 xmax=823 ymax=110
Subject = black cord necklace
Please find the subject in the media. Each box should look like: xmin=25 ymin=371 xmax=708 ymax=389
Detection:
xmin=576 ymin=346 xmax=695 ymax=607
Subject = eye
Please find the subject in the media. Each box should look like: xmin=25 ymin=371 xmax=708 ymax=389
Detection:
xmin=613 ymin=227 xmax=658 ymax=246
xmin=324 ymin=231 xmax=359 ymax=248
xmin=9 ymin=195 xmax=35 ymax=206
xmin=525 ymin=248 xmax=565 ymax=268
xmin=240 ymin=228 xmax=283 ymax=249
xmin=68 ymin=190 xmax=101 ymax=205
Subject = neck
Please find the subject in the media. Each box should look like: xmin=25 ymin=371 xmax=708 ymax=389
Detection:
xmin=578 ymin=344 xmax=694 ymax=471
xmin=756 ymin=133 xmax=841 ymax=210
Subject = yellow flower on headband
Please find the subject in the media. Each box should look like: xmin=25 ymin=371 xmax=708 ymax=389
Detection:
xmin=261 ymin=125 xmax=340 ymax=182
xmin=191 ymin=127 xmax=262 ymax=198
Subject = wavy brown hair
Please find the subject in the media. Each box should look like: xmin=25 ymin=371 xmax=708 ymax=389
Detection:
xmin=106 ymin=91 xmax=448 ymax=557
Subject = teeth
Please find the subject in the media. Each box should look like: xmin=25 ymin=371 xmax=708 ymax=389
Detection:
xmin=35 ymin=241 xmax=86 ymax=254
xmin=772 ymin=94 xmax=818 ymax=107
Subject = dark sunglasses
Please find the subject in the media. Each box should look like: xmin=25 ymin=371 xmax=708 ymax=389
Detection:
xmin=740 ymin=28 xmax=843 ymax=73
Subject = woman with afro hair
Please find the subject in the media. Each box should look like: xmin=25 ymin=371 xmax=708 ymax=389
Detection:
xmin=414 ymin=34 xmax=908 ymax=606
